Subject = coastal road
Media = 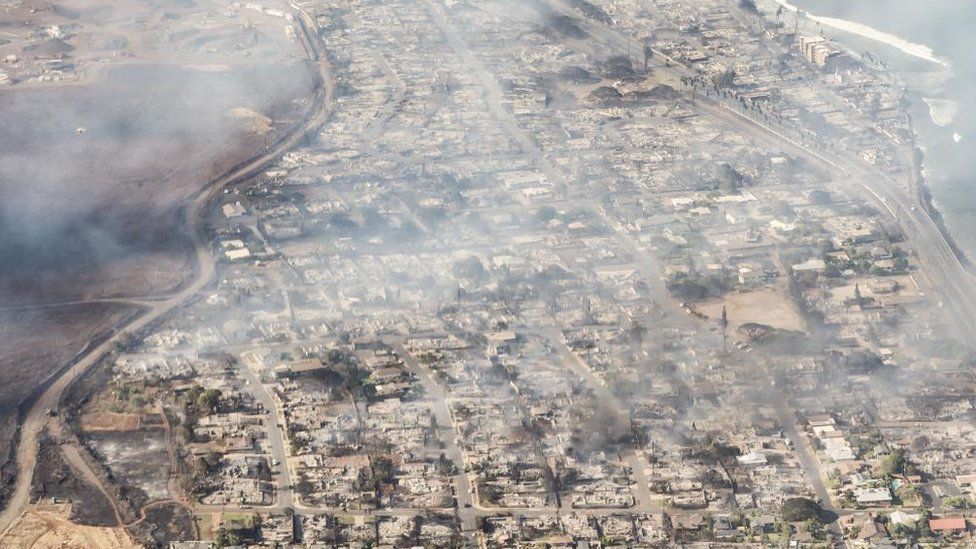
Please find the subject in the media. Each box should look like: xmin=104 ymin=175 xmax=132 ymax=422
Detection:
xmin=0 ymin=1 xmax=334 ymax=536
xmin=716 ymin=101 xmax=976 ymax=341
xmin=547 ymin=0 xmax=976 ymax=342
xmin=532 ymin=4 xmax=966 ymax=546
xmin=697 ymin=92 xmax=976 ymax=341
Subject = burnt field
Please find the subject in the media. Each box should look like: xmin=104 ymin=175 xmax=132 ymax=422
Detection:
xmin=0 ymin=61 xmax=315 ymax=304
xmin=0 ymin=58 xmax=315 ymax=504
xmin=0 ymin=0 xmax=320 ymax=524
xmin=0 ymin=303 xmax=138 ymax=507
xmin=87 ymin=429 xmax=171 ymax=510
xmin=30 ymin=433 xmax=118 ymax=527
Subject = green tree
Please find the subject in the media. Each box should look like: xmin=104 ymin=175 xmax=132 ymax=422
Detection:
xmin=805 ymin=518 xmax=825 ymax=540
xmin=877 ymin=448 xmax=907 ymax=478
xmin=216 ymin=528 xmax=241 ymax=547
xmin=197 ymin=388 xmax=222 ymax=413
xmin=943 ymin=495 xmax=969 ymax=509
xmin=826 ymin=468 xmax=842 ymax=489
xmin=780 ymin=497 xmax=822 ymax=522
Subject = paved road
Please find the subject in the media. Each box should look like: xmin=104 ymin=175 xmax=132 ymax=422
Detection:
xmin=772 ymin=398 xmax=853 ymax=548
xmin=191 ymin=501 xmax=654 ymax=519
xmin=393 ymin=344 xmax=478 ymax=531
xmin=0 ymin=1 xmax=334 ymax=535
xmin=542 ymin=328 xmax=659 ymax=513
xmin=527 ymin=5 xmax=957 ymax=546
xmin=0 ymin=247 xmax=216 ymax=534
xmin=424 ymin=0 xmax=677 ymax=517
xmin=421 ymin=0 xmax=569 ymax=199
xmin=240 ymin=351 xmax=294 ymax=510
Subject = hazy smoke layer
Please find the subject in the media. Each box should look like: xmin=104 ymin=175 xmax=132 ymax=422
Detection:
xmin=0 ymin=63 xmax=312 ymax=274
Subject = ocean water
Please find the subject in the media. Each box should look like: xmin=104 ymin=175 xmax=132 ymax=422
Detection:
xmin=782 ymin=1 xmax=976 ymax=257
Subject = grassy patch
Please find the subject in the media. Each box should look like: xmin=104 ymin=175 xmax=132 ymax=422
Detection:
xmin=194 ymin=513 xmax=215 ymax=539
xmin=221 ymin=512 xmax=257 ymax=530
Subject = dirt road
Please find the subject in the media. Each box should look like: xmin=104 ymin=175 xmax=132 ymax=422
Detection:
xmin=0 ymin=1 xmax=334 ymax=535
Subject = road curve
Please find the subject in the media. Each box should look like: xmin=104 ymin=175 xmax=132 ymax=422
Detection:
xmin=0 ymin=1 xmax=333 ymax=535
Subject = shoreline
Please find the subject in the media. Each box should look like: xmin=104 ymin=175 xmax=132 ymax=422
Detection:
xmin=922 ymin=97 xmax=958 ymax=128
xmin=910 ymin=134 xmax=971 ymax=269
xmin=906 ymin=108 xmax=973 ymax=270
xmin=757 ymin=0 xmax=972 ymax=272
xmin=768 ymin=0 xmax=948 ymax=67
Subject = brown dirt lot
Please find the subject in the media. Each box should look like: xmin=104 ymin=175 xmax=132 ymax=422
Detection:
xmin=699 ymin=288 xmax=806 ymax=333
xmin=0 ymin=504 xmax=136 ymax=548
xmin=79 ymin=412 xmax=141 ymax=433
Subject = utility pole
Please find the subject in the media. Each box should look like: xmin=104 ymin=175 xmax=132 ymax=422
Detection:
xmin=720 ymin=305 xmax=729 ymax=353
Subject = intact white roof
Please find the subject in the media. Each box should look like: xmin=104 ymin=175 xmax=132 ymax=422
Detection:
xmin=822 ymin=438 xmax=856 ymax=461
xmin=225 ymin=248 xmax=251 ymax=260
xmin=793 ymin=258 xmax=827 ymax=272
xmin=222 ymin=202 xmax=247 ymax=218
xmin=854 ymin=487 xmax=892 ymax=503
xmin=890 ymin=511 xmax=921 ymax=525
xmin=737 ymin=451 xmax=768 ymax=466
